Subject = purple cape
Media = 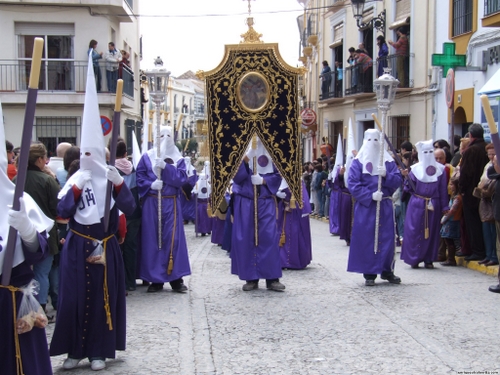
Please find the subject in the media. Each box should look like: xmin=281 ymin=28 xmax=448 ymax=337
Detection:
xmin=230 ymin=162 xmax=282 ymax=281
xmin=329 ymin=176 xmax=341 ymax=234
xmin=347 ymin=160 xmax=402 ymax=275
xmin=180 ymin=173 xmax=197 ymax=221
xmin=50 ymin=184 xmax=135 ymax=359
xmin=136 ymin=156 xmax=191 ymax=283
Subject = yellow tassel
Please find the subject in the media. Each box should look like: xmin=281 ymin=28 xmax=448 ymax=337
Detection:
xmin=290 ymin=197 xmax=296 ymax=209
xmin=207 ymin=202 xmax=213 ymax=217
xmin=279 ymin=231 xmax=286 ymax=246
xmin=425 ymin=228 xmax=429 ymax=239
xmin=167 ymin=256 xmax=173 ymax=275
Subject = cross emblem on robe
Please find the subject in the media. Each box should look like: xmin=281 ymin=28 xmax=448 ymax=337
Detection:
xmin=431 ymin=42 xmax=466 ymax=78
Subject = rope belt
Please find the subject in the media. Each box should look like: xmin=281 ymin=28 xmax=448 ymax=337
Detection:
xmin=0 ymin=284 xmax=24 ymax=375
xmin=70 ymin=229 xmax=115 ymax=330
xmin=280 ymin=210 xmax=287 ymax=247
xmin=147 ymin=194 xmax=176 ymax=274
xmin=414 ymin=194 xmax=431 ymax=239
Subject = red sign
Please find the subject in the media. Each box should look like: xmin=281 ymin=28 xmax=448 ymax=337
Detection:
xmin=101 ymin=116 xmax=112 ymax=136
xmin=445 ymin=69 xmax=455 ymax=109
xmin=301 ymin=108 xmax=317 ymax=127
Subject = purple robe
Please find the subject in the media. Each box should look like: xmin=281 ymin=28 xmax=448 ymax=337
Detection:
xmin=136 ymin=156 xmax=191 ymax=283
xmin=211 ymin=216 xmax=225 ymax=245
xmin=338 ymin=175 xmax=353 ymax=242
xmin=231 ymin=162 xmax=282 ymax=281
xmin=329 ymin=175 xmax=341 ymax=234
xmin=1 ymin=234 xmax=52 ymax=375
xmin=400 ymin=171 xmax=449 ymax=265
xmin=50 ymin=184 xmax=135 ymax=359
xmin=221 ymin=194 xmax=233 ymax=252
xmin=278 ymin=183 xmax=312 ymax=269
xmin=196 ymin=198 xmax=212 ymax=234
xmin=347 ymin=160 xmax=402 ymax=275
xmin=180 ymin=173 xmax=197 ymax=222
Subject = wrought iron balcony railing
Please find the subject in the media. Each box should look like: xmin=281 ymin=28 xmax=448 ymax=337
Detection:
xmin=0 ymin=60 xmax=134 ymax=99
xmin=485 ymin=0 xmax=500 ymax=16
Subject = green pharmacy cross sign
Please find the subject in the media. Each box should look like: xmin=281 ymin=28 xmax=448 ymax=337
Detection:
xmin=432 ymin=42 xmax=466 ymax=78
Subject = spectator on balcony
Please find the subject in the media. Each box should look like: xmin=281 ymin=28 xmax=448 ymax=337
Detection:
xmin=320 ymin=60 xmax=331 ymax=99
xmin=358 ymin=42 xmax=369 ymax=55
xmin=88 ymin=39 xmax=103 ymax=92
xmin=376 ymin=35 xmax=389 ymax=77
xmin=335 ymin=61 xmax=343 ymax=96
xmin=118 ymin=50 xmax=131 ymax=80
xmin=104 ymin=42 xmax=122 ymax=93
xmin=388 ymin=27 xmax=409 ymax=87
xmin=354 ymin=49 xmax=373 ymax=92
xmin=347 ymin=47 xmax=358 ymax=89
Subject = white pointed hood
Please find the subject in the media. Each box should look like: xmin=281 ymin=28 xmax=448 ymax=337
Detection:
xmin=355 ymin=129 xmax=393 ymax=176
xmin=147 ymin=125 xmax=183 ymax=166
xmin=131 ymin=130 xmax=141 ymax=169
xmin=330 ymin=135 xmax=344 ymax=181
xmin=411 ymin=139 xmax=444 ymax=183
xmin=0 ymin=101 xmax=53 ymax=273
xmin=184 ymin=156 xmax=195 ymax=177
xmin=246 ymin=136 xmax=274 ymax=175
xmin=59 ymin=51 xmax=113 ymax=225
xmin=344 ymin=118 xmax=357 ymax=188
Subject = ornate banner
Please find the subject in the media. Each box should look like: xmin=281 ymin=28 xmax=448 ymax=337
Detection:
xmin=197 ymin=38 xmax=305 ymax=212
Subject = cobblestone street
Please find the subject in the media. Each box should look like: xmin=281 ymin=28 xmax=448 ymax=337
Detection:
xmin=47 ymin=219 xmax=500 ymax=374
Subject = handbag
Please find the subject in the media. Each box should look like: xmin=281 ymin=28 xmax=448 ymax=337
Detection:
xmin=479 ymin=197 xmax=495 ymax=222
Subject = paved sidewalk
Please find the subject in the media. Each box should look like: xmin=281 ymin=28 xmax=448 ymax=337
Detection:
xmin=46 ymin=219 xmax=500 ymax=374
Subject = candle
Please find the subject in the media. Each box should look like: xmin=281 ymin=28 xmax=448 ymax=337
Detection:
xmin=114 ymin=79 xmax=123 ymax=112
xmin=481 ymin=95 xmax=497 ymax=135
xmin=343 ymin=125 xmax=347 ymax=141
xmin=176 ymin=113 xmax=184 ymax=131
xmin=28 ymin=38 xmax=44 ymax=89
xmin=371 ymin=113 xmax=382 ymax=131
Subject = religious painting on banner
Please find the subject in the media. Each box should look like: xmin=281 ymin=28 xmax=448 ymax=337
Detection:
xmin=197 ymin=16 xmax=306 ymax=213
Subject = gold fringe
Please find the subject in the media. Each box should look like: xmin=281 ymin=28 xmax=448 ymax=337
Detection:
xmin=167 ymin=196 xmax=177 ymax=275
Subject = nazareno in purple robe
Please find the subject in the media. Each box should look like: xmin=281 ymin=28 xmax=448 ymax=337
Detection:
xmin=277 ymin=182 xmax=312 ymax=269
xmin=50 ymin=183 xmax=135 ymax=360
xmin=1 ymin=234 xmax=53 ymax=375
xmin=180 ymin=172 xmax=197 ymax=222
xmin=136 ymin=156 xmax=191 ymax=284
xmin=338 ymin=174 xmax=353 ymax=243
xmin=329 ymin=174 xmax=341 ymax=234
xmin=400 ymin=171 xmax=449 ymax=266
xmin=230 ymin=162 xmax=282 ymax=281
xmin=196 ymin=197 xmax=212 ymax=234
xmin=211 ymin=212 xmax=225 ymax=246
xmin=347 ymin=159 xmax=402 ymax=275
xmin=221 ymin=193 xmax=233 ymax=253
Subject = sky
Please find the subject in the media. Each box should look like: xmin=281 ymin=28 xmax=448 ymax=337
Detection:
xmin=139 ymin=0 xmax=305 ymax=77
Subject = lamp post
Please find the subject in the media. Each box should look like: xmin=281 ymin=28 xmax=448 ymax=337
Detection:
xmin=351 ymin=0 xmax=386 ymax=37
xmin=373 ymin=68 xmax=399 ymax=254
xmin=145 ymin=56 xmax=170 ymax=248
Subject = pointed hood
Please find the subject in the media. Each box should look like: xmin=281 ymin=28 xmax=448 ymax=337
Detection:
xmin=355 ymin=129 xmax=393 ymax=176
xmin=412 ymin=139 xmax=444 ymax=183
xmin=246 ymin=136 xmax=273 ymax=175
xmin=131 ymin=130 xmax=141 ymax=169
xmin=0 ymin=101 xmax=53 ymax=273
xmin=344 ymin=118 xmax=357 ymax=188
xmin=330 ymin=135 xmax=344 ymax=181
xmin=147 ymin=125 xmax=183 ymax=165
xmin=59 ymin=51 xmax=112 ymax=224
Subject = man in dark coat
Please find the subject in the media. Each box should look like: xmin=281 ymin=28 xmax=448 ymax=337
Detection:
xmin=458 ymin=124 xmax=489 ymax=261
xmin=487 ymin=156 xmax=500 ymax=293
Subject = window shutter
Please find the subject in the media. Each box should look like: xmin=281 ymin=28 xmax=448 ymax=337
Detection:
xmin=15 ymin=22 xmax=75 ymax=35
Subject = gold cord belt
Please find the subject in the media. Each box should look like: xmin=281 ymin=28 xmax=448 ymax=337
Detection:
xmin=0 ymin=284 xmax=23 ymax=375
xmin=70 ymin=229 xmax=115 ymax=330
xmin=414 ymin=194 xmax=431 ymax=239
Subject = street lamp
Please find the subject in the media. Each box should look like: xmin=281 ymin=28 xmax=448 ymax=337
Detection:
xmin=145 ymin=56 xmax=170 ymax=248
xmin=373 ymin=68 xmax=399 ymax=254
xmin=351 ymin=0 xmax=386 ymax=37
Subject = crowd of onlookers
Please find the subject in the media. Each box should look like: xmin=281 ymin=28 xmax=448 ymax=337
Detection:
xmin=303 ymin=123 xmax=500 ymax=293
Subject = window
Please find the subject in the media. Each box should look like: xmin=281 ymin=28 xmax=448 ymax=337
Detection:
xmin=485 ymin=0 xmax=500 ymax=16
xmin=452 ymin=0 xmax=473 ymax=37
xmin=388 ymin=115 xmax=410 ymax=150
xmin=16 ymin=23 xmax=74 ymax=91
xmin=125 ymin=119 xmax=142 ymax=156
xmin=35 ymin=116 xmax=80 ymax=156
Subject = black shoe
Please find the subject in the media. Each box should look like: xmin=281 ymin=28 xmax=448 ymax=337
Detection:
xmin=126 ymin=286 xmax=136 ymax=291
xmin=365 ymin=279 xmax=375 ymax=286
xmin=141 ymin=280 xmax=151 ymax=287
xmin=464 ymin=254 xmax=484 ymax=261
xmin=242 ymin=281 xmax=259 ymax=291
xmin=488 ymin=284 xmax=500 ymax=293
xmin=455 ymin=251 xmax=466 ymax=257
xmin=381 ymin=274 xmax=401 ymax=284
xmin=172 ymin=283 xmax=188 ymax=293
xmin=147 ymin=283 xmax=164 ymax=293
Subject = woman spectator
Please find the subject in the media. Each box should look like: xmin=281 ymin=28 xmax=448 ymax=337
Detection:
xmin=376 ymin=35 xmax=388 ymax=77
xmin=88 ymin=40 xmax=103 ymax=92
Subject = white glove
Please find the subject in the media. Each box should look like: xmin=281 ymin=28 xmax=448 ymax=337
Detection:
xmin=106 ymin=166 xmax=124 ymax=186
xmin=276 ymin=191 xmax=286 ymax=199
xmin=75 ymin=170 xmax=92 ymax=190
xmin=8 ymin=197 xmax=38 ymax=251
xmin=372 ymin=191 xmax=383 ymax=202
xmin=155 ymin=158 xmax=166 ymax=170
xmin=151 ymin=179 xmax=163 ymax=191
xmin=378 ymin=166 xmax=387 ymax=177
xmin=251 ymin=174 xmax=264 ymax=185
xmin=440 ymin=215 xmax=448 ymax=224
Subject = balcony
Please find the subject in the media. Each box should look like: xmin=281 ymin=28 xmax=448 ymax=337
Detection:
xmin=375 ymin=54 xmax=412 ymax=89
xmin=0 ymin=59 xmax=134 ymax=99
xmin=483 ymin=0 xmax=500 ymax=27
xmin=319 ymin=70 xmax=342 ymax=100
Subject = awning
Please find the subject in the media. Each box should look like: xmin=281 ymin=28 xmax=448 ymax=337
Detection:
xmin=478 ymin=68 xmax=500 ymax=96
